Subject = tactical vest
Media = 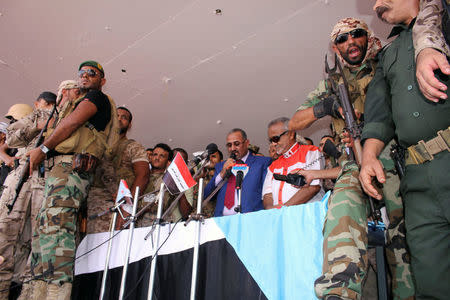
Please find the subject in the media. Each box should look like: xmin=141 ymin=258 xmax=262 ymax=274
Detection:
xmin=46 ymin=93 xmax=119 ymax=159
xmin=327 ymin=59 xmax=377 ymax=135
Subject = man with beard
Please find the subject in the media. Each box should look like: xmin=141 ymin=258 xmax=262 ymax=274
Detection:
xmin=289 ymin=19 xmax=415 ymax=299
xmin=26 ymin=61 xmax=119 ymax=299
xmin=361 ymin=0 xmax=449 ymax=298
xmin=86 ymin=106 xmax=149 ymax=234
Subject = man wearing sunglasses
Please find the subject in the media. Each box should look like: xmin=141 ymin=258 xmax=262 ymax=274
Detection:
xmin=203 ymin=128 xmax=271 ymax=216
xmin=289 ymin=19 xmax=415 ymax=300
xmin=25 ymin=60 xmax=119 ymax=299
xmin=361 ymin=0 xmax=449 ymax=298
xmin=262 ymin=117 xmax=322 ymax=210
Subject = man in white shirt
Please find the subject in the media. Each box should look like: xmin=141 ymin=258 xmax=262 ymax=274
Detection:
xmin=263 ymin=117 xmax=322 ymax=209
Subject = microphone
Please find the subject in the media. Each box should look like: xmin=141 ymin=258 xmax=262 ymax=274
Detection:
xmin=231 ymin=164 xmax=249 ymax=190
xmin=191 ymin=143 xmax=219 ymax=164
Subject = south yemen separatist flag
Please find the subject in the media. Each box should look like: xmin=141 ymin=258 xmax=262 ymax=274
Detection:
xmin=115 ymin=179 xmax=134 ymax=214
xmin=163 ymin=153 xmax=197 ymax=194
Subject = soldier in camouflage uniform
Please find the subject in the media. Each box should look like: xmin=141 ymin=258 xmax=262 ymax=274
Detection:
xmin=86 ymin=106 xmax=149 ymax=234
xmin=289 ymin=18 xmax=414 ymax=300
xmin=26 ymin=61 xmax=119 ymax=300
xmin=413 ymin=0 xmax=450 ymax=102
xmin=0 ymin=98 xmax=50 ymax=299
xmin=137 ymin=143 xmax=176 ymax=227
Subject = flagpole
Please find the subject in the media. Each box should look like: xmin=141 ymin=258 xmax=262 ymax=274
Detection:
xmin=147 ymin=183 xmax=165 ymax=300
xmin=99 ymin=208 xmax=119 ymax=300
xmin=189 ymin=178 xmax=203 ymax=300
xmin=118 ymin=186 xmax=140 ymax=300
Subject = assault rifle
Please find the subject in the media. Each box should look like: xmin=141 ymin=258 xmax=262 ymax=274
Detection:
xmin=6 ymin=104 xmax=57 ymax=213
xmin=325 ymin=53 xmax=382 ymax=224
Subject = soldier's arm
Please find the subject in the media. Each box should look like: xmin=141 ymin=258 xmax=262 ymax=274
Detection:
xmin=413 ymin=0 xmax=450 ymax=58
xmin=414 ymin=0 xmax=450 ymax=102
xmin=131 ymin=161 xmax=150 ymax=196
xmin=284 ymin=185 xmax=320 ymax=206
xmin=296 ymin=167 xmax=341 ymax=184
xmin=359 ymin=138 xmax=385 ymax=200
xmin=289 ymin=80 xmax=339 ymax=131
xmin=27 ymin=100 xmax=98 ymax=171
xmin=0 ymin=143 xmax=15 ymax=167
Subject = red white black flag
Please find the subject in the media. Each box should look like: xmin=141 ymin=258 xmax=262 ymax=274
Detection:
xmin=163 ymin=153 xmax=197 ymax=195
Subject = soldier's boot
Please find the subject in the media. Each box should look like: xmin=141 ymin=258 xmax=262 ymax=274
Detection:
xmin=0 ymin=280 xmax=10 ymax=300
xmin=17 ymin=280 xmax=47 ymax=300
xmin=46 ymin=283 xmax=72 ymax=300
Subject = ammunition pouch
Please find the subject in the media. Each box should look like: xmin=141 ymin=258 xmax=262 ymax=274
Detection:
xmin=405 ymin=127 xmax=450 ymax=165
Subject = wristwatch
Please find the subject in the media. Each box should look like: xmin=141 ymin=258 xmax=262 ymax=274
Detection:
xmin=39 ymin=144 xmax=50 ymax=154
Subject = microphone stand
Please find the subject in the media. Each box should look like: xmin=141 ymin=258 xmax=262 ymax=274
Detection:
xmin=99 ymin=198 xmax=127 ymax=300
xmin=118 ymin=187 xmax=140 ymax=300
xmin=234 ymin=188 xmax=242 ymax=213
xmin=147 ymin=183 xmax=165 ymax=300
xmin=188 ymin=178 xmax=204 ymax=300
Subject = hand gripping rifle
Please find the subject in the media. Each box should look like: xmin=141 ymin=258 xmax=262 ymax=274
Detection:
xmin=6 ymin=104 xmax=57 ymax=213
xmin=325 ymin=53 xmax=382 ymax=224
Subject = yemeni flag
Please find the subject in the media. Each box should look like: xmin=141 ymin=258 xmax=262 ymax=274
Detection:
xmin=73 ymin=193 xmax=330 ymax=300
xmin=115 ymin=179 xmax=133 ymax=214
xmin=163 ymin=153 xmax=196 ymax=195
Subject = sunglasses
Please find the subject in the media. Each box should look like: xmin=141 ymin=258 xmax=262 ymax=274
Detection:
xmin=226 ymin=140 xmax=245 ymax=148
xmin=78 ymin=69 xmax=98 ymax=78
xmin=335 ymin=28 xmax=367 ymax=44
xmin=269 ymin=131 xmax=288 ymax=143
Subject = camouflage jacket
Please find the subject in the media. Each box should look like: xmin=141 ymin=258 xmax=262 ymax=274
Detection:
xmin=413 ymin=0 xmax=450 ymax=58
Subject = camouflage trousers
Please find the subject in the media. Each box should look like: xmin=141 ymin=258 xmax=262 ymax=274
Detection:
xmin=314 ymin=162 xmax=415 ymax=300
xmin=31 ymin=162 xmax=91 ymax=284
xmin=0 ymin=166 xmax=47 ymax=297
xmin=86 ymin=186 xmax=114 ymax=234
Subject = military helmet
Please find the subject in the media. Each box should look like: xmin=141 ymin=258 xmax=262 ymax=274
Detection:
xmin=5 ymin=103 xmax=33 ymax=120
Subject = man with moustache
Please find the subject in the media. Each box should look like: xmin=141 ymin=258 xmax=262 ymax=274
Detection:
xmin=289 ymin=19 xmax=414 ymax=300
xmin=361 ymin=0 xmax=449 ymax=298
xmin=86 ymin=106 xmax=149 ymax=234
xmin=204 ymin=128 xmax=271 ymax=216
xmin=262 ymin=117 xmax=321 ymax=209
xmin=26 ymin=61 xmax=118 ymax=299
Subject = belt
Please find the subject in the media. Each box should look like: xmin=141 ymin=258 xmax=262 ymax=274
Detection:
xmin=405 ymin=127 xmax=450 ymax=165
xmin=48 ymin=154 xmax=74 ymax=168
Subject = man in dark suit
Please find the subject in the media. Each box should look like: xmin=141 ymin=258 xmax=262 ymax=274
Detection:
xmin=204 ymin=128 xmax=271 ymax=217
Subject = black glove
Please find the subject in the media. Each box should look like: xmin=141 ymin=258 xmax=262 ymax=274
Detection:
xmin=313 ymin=95 xmax=341 ymax=119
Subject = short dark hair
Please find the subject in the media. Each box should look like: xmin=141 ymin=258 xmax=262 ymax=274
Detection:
xmin=154 ymin=143 xmax=173 ymax=161
xmin=37 ymin=91 xmax=57 ymax=104
xmin=146 ymin=148 xmax=153 ymax=152
xmin=228 ymin=128 xmax=247 ymax=140
xmin=117 ymin=106 xmax=133 ymax=122
xmin=173 ymin=147 xmax=188 ymax=161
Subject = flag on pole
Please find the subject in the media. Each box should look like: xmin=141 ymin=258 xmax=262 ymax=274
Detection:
xmin=163 ymin=153 xmax=197 ymax=195
xmin=115 ymin=179 xmax=133 ymax=214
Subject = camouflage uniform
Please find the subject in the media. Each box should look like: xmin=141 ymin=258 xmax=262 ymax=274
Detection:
xmin=298 ymin=18 xmax=414 ymax=300
xmin=86 ymin=137 xmax=148 ymax=234
xmin=0 ymin=109 xmax=51 ymax=298
xmin=31 ymin=90 xmax=117 ymax=286
xmin=137 ymin=172 xmax=175 ymax=227
xmin=413 ymin=0 xmax=450 ymax=58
